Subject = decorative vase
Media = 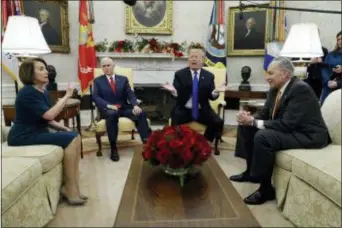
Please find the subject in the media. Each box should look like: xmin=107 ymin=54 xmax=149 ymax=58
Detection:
xmin=162 ymin=166 xmax=201 ymax=187
xmin=163 ymin=166 xmax=189 ymax=187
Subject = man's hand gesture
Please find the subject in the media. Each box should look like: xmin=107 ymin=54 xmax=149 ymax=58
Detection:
xmin=214 ymin=82 xmax=229 ymax=93
xmin=161 ymin=82 xmax=176 ymax=93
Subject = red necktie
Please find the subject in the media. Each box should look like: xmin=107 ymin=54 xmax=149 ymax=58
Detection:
xmin=110 ymin=77 xmax=116 ymax=93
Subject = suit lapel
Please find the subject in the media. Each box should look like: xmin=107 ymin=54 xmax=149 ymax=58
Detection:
xmin=115 ymin=75 xmax=122 ymax=94
xmin=198 ymin=69 xmax=205 ymax=88
xmin=185 ymin=68 xmax=193 ymax=87
xmin=101 ymin=75 xmax=112 ymax=92
xmin=275 ymin=77 xmax=297 ymax=117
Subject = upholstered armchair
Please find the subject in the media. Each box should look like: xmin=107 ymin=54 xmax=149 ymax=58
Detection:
xmin=168 ymin=67 xmax=227 ymax=155
xmin=93 ymin=67 xmax=151 ymax=156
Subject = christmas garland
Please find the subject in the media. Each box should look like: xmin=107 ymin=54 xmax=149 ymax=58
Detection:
xmin=95 ymin=36 xmax=203 ymax=58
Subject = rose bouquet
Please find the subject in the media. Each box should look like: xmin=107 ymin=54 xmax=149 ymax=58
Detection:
xmin=142 ymin=125 xmax=212 ymax=186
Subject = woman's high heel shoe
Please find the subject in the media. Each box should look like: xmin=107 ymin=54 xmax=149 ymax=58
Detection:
xmin=79 ymin=194 xmax=88 ymax=201
xmin=60 ymin=187 xmax=86 ymax=205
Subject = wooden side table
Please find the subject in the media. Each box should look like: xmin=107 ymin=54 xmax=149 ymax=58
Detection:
xmin=225 ymin=90 xmax=267 ymax=99
xmin=240 ymin=99 xmax=266 ymax=115
xmin=2 ymin=98 xmax=84 ymax=158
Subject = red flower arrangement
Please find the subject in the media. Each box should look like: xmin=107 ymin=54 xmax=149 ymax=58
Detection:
xmin=142 ymin=125 xmax=212 ymax=169
xmin=95 ymin=37 xmax=194 ymax=58
xmin=108 ymin=39 xmax=134 ymax=53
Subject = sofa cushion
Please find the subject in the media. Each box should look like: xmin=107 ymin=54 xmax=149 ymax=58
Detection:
xmin=275 ymin=148 xmax=306 ymax=171
xmin=291 ymin=145 xmax=341 ymax=207
xmin=1 ymin=157 xmax=42 ymax=212
xmin=2 ymin=144 xmax=64 ymax=173
xmin=321 ymin=89 xmax=341 ymax=145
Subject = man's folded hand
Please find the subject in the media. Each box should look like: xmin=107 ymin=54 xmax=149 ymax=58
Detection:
xmin=107 ymin=104 xmax=121 ymax=111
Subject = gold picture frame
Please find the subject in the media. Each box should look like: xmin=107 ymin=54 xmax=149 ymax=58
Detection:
xmin=21 ymin=0 xmax=70 ymax=53
xmin=125 ymin=0 xmax=173 ymax=35
xmin=227 ymin=4 xmax=271 ymax=56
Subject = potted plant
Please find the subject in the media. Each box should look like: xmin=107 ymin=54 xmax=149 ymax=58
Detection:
xmin=142 ymin=125 xmax=212 ymax=187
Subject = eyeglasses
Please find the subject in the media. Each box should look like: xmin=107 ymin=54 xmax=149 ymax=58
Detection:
xmin=102 ymin=64 xmax=111 ymax=67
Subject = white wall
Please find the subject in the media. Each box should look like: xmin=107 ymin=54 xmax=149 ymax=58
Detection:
xmin=2 ymin=1 xmax=341 ymax=97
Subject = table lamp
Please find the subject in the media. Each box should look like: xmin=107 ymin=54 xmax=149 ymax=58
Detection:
xmin=280 ymin=23 xmax=323 ymax=79
xmin=2 ymin=15 xmax=51 ymax=91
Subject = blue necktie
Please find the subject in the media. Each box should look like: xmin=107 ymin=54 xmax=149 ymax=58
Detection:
xmin=192 ymin=71 xmax=199 ymax=120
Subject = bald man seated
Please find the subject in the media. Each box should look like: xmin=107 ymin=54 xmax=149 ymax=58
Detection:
xmin=92 ymin=58 xmax=150 ymax=161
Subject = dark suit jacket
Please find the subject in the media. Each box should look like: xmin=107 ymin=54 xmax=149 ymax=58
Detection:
xmin=92 ymin=74 xmax=137 ymax=113
xmin=172 ymin=67 xmax=218 ymax=113
xmin=255 ymin=77 xmax=329 ymax=148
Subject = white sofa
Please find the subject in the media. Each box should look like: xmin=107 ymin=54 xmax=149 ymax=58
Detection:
xmin=273 ymin=89 xmax=341 ymax=227
xmin=1 ymin=126 xmax=63 ymax=227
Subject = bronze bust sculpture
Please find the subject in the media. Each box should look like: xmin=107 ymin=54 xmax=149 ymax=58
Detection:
xmin=46 ymin=65 xmax=57 ymax=91
xmin=239 ymin=66 xmax=251 ymax=91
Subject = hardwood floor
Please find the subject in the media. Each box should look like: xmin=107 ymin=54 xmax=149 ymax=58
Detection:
xmin=47 ymin=145 xmax=293 ymax=227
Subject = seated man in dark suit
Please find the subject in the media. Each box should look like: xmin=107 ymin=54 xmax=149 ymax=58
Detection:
xmin=231 ymin=56 xmax=329 ymax=205
xmin=92 ymin=57 xmax=150 ymax=162
xmin=161 ymin=45 xmax=228 ymax=150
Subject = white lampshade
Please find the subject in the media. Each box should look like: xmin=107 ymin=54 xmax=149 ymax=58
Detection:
xmin=280 ymin=23 xmax=323 ymax=58
xmin=2 ymin=15 xmax=51 ymax=56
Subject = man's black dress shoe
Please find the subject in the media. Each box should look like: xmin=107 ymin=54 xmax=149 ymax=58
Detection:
xmin=110 ymin=146 xmax=120 ymax=162
xmin=243 ymin=188 xmax=275 ymax=205
xmin=230 ymin=172 xmax=260 ymax=183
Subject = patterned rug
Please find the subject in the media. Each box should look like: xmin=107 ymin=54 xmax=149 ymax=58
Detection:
xmin=81 ymin=126 xmax=237 ymax=155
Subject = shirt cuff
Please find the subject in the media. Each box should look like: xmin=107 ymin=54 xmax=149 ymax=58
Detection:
xmin=171 ymin=90 xmax=178 ymax=97
xmin=212 ymin=90 xmax=219 ymax=98
xmin=256 ymin=120 xmax=265 ymax=129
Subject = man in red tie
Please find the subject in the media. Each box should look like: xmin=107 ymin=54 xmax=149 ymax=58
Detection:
xmin=92 ymin=57 xmax=150 ymax=161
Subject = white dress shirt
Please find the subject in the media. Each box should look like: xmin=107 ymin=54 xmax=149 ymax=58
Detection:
xmin=106 ymin=74 xmax=115 ymax=83
xmin=171 ymin=69 xmax=219 ymax=109
xmin=40 ymin=22 xmax=47 ymax=29
xmin=255 ymin=79 xmax=291 ymax=129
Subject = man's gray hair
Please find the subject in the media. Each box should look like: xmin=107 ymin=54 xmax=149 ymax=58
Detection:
xmin=101 ymin=57 xmax=114 ymax=65
xmin=270 ymin=56 xmax=294 ymax=76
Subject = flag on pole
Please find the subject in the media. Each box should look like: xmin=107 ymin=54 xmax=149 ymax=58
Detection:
xmin=78 ymin=0 xmax=96 ymax=95
xmin=263 ymin=0 xmax=287 ymax=72
xmin=204 ymin=0 xmax=226 ymax=69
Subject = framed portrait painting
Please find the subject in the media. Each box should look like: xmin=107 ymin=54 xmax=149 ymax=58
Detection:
xmin=125 ymin=0 xmax=173 ymax=35
xmin=227 ymin=5 xmax=271 ymax=56
xmin=21 ymin=0 xmax=70 ymax=53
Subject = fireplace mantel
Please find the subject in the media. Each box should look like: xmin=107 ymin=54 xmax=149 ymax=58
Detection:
xmin=96 ymin=52 xmax=187 ymax=59
xmin=96 ymin=52 xmax=188 ymax=84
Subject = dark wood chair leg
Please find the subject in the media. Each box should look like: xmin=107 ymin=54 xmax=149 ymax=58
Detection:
xmin=95 ymin=132 xmax=103 ymax=156
xmin=131 ymin=129 xmax=135 ymax=140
